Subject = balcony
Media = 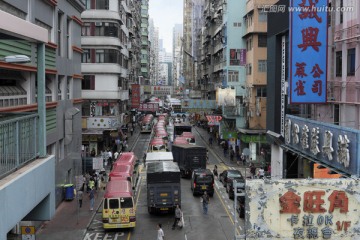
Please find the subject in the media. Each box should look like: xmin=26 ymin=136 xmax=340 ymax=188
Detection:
xmin=223 ymin=106 xmax=244 ymax=117
xmin=334 ymin=24 xmax=360 ymax=43
xmin=0 ymin=113 xmax=38 ymax=179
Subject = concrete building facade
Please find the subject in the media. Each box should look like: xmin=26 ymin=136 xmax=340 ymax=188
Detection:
xmin=81 ymin=0 xmax=142 ymax=154
xmin=0 ymin=0 xmax=85 ymax=238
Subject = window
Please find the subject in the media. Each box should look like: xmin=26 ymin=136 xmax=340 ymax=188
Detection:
xmin=82 ymin=49 xmax=91 ymax=63
xmin=58 ymin=139 xmax=64 ymax=162
xmin=347 ymin=48 xmax=355 ymax=76
xmin=228 ymin=71 xmax=239 ymax=82
xmin=256 ymin=87 xmax=267 ymax=97
xmin=121 ymin=197 xmax=133 ymax=208
xmin=67 ymin=18 xmax=71 ymax=59
xmin=246 ymin=37 xmax=253 ymax=51
xmin=258 ymin=34 xmax=267 ymax=47
xmin=82 ymin=75 xmax=95 ymax=90
xmin=246 ymin=64 xmax=252 ymax=75
xmin=96 ymin=0 xmax=109 ymax=10
xmin=57 ymin=11 xmax=63 ymax=56
xmin=258 ymin=60 xmax=267 ymax=72
xmin=334 ymin=104 xmax=340 ymax=125
xmin=336 ymin=51 xmax=342 ymax=77
xmin=35 ymin=19 xmax=52 ymax=42
xmin=258 ymin=10 xmax=267 ymax=22
xmin=109 ymin=199 xmax=119 ymax=209
xmin=340 ymin=0 xmax=343 ymax=24
xmin=84 ymin=0 xmax=91 ymax=9
xmin=82 ymin=23 xmax=91 ymax=36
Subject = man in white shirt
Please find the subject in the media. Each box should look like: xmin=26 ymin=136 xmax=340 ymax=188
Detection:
xmin=157 ymin=223 xmax=164 ymax=240
xmin=114 ymin=151 xmax=119 ymax=161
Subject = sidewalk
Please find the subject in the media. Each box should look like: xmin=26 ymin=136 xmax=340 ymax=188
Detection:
xmin=17 ymin=127 xmax=141 ymax=240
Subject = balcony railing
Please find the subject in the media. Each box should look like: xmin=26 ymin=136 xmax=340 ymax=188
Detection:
xmin=334 ymin=24 xmax=360 ymax=43
xmin=0 ymin=113 xmax=38 ymax=179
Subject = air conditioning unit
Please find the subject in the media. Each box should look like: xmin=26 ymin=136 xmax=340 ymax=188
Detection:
xmin=95 ymin=22 xmax=102 ymax=26
xmin=328 ymin=97 xmax=335 ymax=101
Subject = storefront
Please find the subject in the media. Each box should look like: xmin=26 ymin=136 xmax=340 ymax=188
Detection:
xmin=237 ymin=128 xmax=268 ymax=164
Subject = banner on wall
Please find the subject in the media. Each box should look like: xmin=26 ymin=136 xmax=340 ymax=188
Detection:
xmin=131 ymin=84 xmax=140 ymax=108
xmin=290 ymin=0 xmax=328 ymax=103
xmin=216 ymin=88 xmax=235 ymax=106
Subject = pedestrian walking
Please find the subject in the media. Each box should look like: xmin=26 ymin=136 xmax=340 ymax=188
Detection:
xmin=172 ymin=204 xmax=183 ymax=229
xmin=250 ymin=163 xmax=256 ymax=179
xmin=130 ymin=126 xmax=134 ymax=136
xmin=230 ymin=148 xmax=235 ymax=161
xmin=114 ymin=151 xmax=119 ymax=161
xmin=241 ymin=153 xmax=246 ymax=165
xmin=89 ymin=187 xmax=95 ymax=211
xmin=258 ymin=167 xmax=265 ymax=179
xmin=77 ymin=187 xmax=83 ymax=208
xmin=213 ymin=165 xmax=218 ymax=178
xmin=100 ymin=176 xmax=106 ymax=190
xmin=157 ymin=223 xmax=165 ymax=240
xmin=208 ymin=136 xmax=213 ymax=146
xmin=88 ymin=177 xmax=95 ymax=192
xmin=201 ymin=191 xmax=210 ymax=214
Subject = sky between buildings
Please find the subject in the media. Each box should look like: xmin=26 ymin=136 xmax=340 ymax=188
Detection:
xmin=149 ymin=0 xmax=184 ymax=52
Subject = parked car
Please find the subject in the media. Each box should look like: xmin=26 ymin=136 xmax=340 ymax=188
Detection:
xmin=236 ymin=195 xmax=245 ymax=218
xmin=219 ymin=169 xmax=242 ymax=188
xmin=226 ymin=177 xmax=245 ymax=199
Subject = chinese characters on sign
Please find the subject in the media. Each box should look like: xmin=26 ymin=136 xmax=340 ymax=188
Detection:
xmin=131 ymin=84 xmax=140 ymax=108
xmin=285 ymin=115 xmax=359 ymax=176
xmin=280 ymin=190 xmax=350 ymax=239
xmin=246 ymin=179 xmax=360 ymax=239
xmin=290 ymin=0 xmax=328 ymax=103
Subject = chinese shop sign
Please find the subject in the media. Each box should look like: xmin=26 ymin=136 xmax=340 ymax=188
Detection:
xmin=246 ymin=179 xmax=360 ymax=239
xmin=131 ymin=84 xmax=140 ymax=108
xmin=285 ymin=115 xmax=360 ymax=177
xmin=138 ymin=103 xmax=159 ymax=112
xmin=290 ymin=0 xmax=328 ymax=103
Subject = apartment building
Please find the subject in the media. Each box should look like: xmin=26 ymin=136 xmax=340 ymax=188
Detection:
xmin=140 ymin=0 xmax=150 ymax=84
xmin=0 ymin=0 xmax=85 ymax=238
xmin=81 ymin=0 xmax=140 ymax=154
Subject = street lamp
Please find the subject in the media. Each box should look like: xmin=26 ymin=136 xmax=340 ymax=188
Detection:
xmin=0 ymin=55 xmax=31 ymax=63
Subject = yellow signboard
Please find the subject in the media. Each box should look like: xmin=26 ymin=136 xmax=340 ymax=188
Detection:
xmin=21 ymin=226 xmax=35 ymax=240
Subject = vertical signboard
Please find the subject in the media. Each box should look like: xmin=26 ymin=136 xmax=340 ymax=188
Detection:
xmin=290 ymin=0 xmax=328 ymax=103
xmin=131 ymin=84 xmax=140 ymax=108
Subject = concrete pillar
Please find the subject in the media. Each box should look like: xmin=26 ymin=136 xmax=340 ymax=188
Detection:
xmin=37 ymin=43 xmax=46 ymax=157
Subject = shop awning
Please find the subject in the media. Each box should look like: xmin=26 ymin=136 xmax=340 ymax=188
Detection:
xmin=237 ymin=128 xmax=266 ymax=134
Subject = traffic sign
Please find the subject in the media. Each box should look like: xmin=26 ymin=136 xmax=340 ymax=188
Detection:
xmin=21 ymin=226 xmax=35 ymax=240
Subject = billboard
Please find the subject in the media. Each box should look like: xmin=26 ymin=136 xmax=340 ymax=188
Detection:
xmin=246 ymin=179 xmax=360 ymax=239
xmin=290 ymin=0 xmax=328 ymax=103
xmin=285 ymin=115 xmax=360 ymax=177
xmin=182 ymin=99 xmax=216 ymax=109
xmin=131 ymin=84 xmax=140 ymax=108
xmin=152 ymin=85 xmax=173 ymax=96
xmin=216 ymin=88 xmax=235 ymax=106
xmin=138 ymin=103 xmax=159 ymax=112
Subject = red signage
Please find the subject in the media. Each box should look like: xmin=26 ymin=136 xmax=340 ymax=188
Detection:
xmin=206 ymin=115 xmax=222 ymax=126
xmin=131 ymin=84 xmax=140 ymax=108
xmin=138 ymin=103 xmax=159 ymax=112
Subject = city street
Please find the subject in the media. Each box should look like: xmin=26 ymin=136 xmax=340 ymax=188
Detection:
xmin=82 ymin=125 xmax=244 ymax=240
